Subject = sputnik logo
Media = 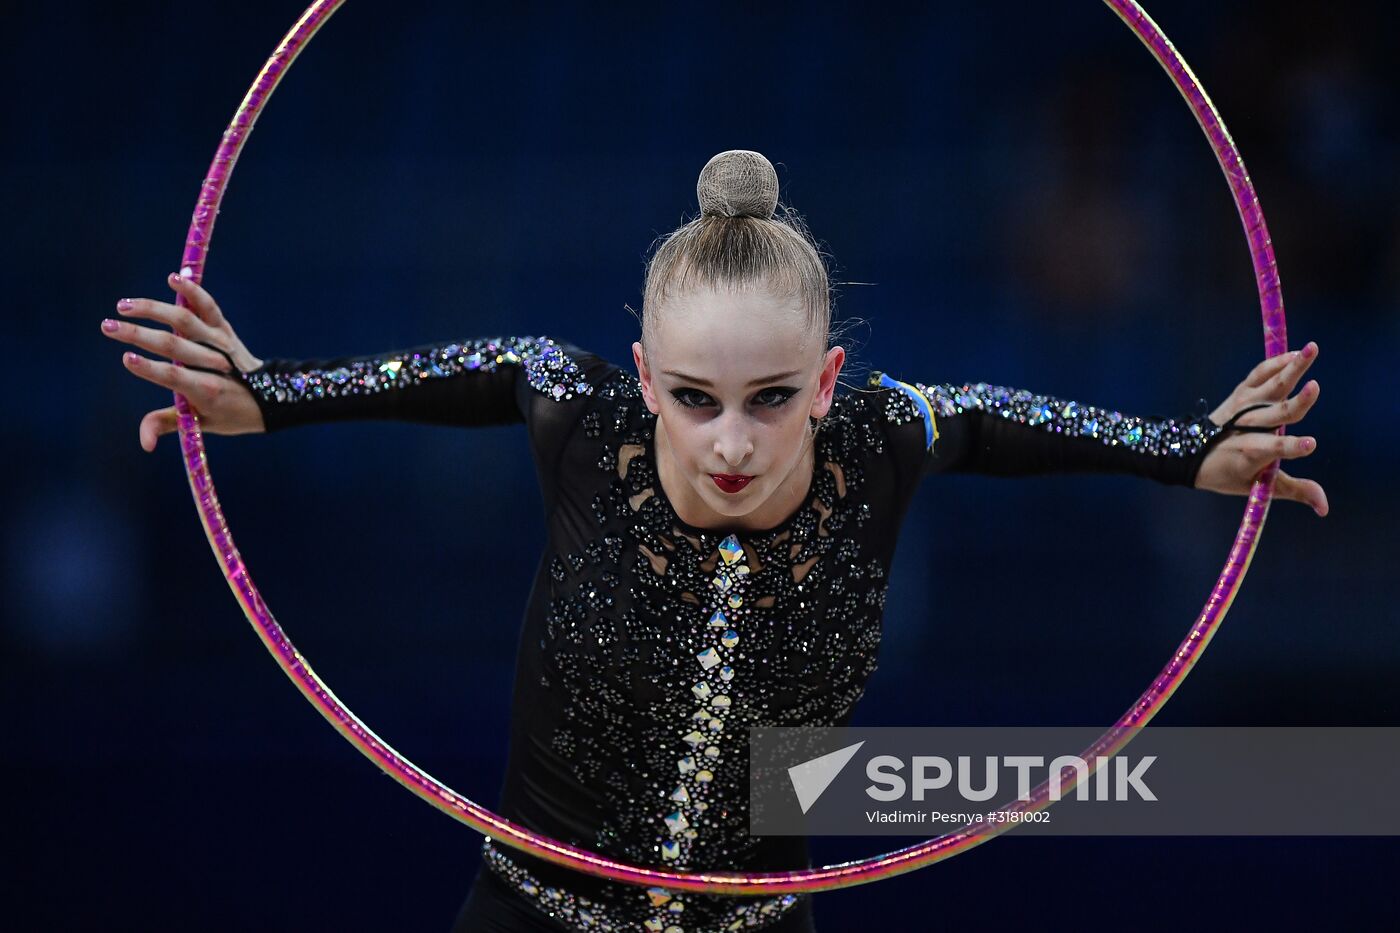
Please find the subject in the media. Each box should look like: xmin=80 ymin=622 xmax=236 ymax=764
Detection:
xmin=787 ymin=741 xmax=866 ymax=814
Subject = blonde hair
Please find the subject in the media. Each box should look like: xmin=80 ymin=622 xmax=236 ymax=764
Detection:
xmin=639 ymin=150 xmax=832 ymax=351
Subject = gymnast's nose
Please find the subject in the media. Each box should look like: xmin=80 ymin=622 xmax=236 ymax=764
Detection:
xmin=713 ymin=417 xmax=754 ymax=469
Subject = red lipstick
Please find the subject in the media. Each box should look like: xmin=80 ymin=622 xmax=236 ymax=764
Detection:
xmin=710 ymin=473 xmax=753 ymax=494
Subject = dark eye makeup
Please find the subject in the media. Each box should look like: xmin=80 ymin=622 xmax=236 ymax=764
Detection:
xmin=669 ymin=387 xmax=798 ymax=410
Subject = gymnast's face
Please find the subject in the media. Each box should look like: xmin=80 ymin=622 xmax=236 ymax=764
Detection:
xmin=632 ymin=283 xmax=844 ymax=532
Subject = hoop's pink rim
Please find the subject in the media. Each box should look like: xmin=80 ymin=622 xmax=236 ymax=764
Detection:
xmin=170 ymin=0 xmax=1285 ymax=895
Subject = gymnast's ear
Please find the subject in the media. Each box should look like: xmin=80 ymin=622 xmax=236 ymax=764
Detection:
xmin=632 ymin=340 xmax=660 ymax=414
xmin=811 ymin=345 xmax=845 ymax=419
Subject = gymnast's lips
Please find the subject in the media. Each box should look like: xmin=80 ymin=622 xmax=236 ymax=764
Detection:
xmin=710 ymin=473 xmax=754 ymax=494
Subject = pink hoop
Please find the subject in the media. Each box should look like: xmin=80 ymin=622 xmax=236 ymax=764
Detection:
xmin=170 ymin=0 xmax=1285 ymax=895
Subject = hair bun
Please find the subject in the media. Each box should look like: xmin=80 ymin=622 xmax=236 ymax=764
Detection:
xmin=696 ymin=150 xmax=780 ymax=220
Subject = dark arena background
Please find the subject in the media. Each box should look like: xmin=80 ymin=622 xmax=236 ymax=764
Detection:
xmin=6 ymin=1 xmax=1397 ymax=929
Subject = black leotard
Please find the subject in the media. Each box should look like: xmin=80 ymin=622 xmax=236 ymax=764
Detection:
xmin=240 ymin=336 xmax=1230 ymax=932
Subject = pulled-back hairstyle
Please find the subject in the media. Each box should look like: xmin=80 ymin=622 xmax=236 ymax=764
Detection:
xmin=640 ymin=150 xmax=832 ymax=351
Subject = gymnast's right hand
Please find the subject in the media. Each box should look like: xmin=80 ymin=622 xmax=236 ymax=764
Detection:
xmin=102 ymin=270 xmax=266 ymax=452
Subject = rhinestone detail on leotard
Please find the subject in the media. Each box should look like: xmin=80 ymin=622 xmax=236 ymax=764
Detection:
xmin=482 ymin=837 xmax=800 ymax=932
xmin=240 ymin=335 xmax=592 ymax=404
xmin=869 ymin=372 xmax=1223 ymax=457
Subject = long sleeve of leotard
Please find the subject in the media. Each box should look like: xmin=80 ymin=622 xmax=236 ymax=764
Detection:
xmin=236 ymin=336 xmax=608 ymax=493
xmin=237 ymin=335 xmax=599 ymax=432
xmin=870 ymin=372 xmax=1231 ymax=489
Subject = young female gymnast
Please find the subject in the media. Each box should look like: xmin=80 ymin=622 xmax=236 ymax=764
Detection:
xmin=103 ymin=150 xmax=1327 ymax=932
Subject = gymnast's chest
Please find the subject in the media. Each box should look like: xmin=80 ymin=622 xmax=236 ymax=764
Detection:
xmin=536 ymin=482 xmax=889 ymax=728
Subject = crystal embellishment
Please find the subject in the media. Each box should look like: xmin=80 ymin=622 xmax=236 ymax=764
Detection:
xmin=869 ymin=371 xmax=1225 ymax=458
xmin=241 ymin=336 xmax=592 ymax=407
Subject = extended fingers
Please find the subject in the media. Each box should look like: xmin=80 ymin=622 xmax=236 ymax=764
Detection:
xmin=102 ymin=316 xmax=234 ymax=372
xmin=1259 ymin=341 xmax=1319 ymax=398
xmin=1236 ymin=378 xmax=1321 ymax=429
xmin=121 ymin=350 xmax=219 ymax=396
xmin=1282 ymin=378 xmax=1320 ymax=425
xmin=168 ymin=269 xmax=227 ymax=328
xmin=1244 ymin=340 xmax=1317 ymax=387
xmin=113 ymin=293 xmax=217 ymax=343
xmin=1244 ymin=349 xmax=1296 ymax=388
xmin=1239 ymin=431 xmax=1317 ymax=461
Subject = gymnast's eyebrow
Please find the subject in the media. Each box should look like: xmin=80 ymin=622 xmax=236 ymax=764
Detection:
xmin=662 ymin=370 xmax=802 ymax=388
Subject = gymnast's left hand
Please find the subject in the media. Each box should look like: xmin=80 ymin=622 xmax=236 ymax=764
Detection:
xmin=1193 ymin=341 xmax=1328 ymax=517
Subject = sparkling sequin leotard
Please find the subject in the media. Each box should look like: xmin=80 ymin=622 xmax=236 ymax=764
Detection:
xmin=240 ymin=337 xmax=1232 ymax=933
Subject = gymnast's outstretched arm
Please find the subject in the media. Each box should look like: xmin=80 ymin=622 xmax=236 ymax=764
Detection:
xmin=908 ymin=376 xmax=1225 ymax=487
xmin=237 ymin=335 xmax=592 ymax=433
xmin=104 ymin=270 xmax=598 ymax=446
xmin=874 ymin=346 xmax=1328 ymax=515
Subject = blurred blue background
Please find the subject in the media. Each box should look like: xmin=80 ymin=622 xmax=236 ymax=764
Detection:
xmin=5 ymin=0 xmax=1396 ymax=928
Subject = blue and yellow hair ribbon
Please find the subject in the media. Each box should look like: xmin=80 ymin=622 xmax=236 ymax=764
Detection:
xmin=872 ymin=371 xmax=940 ymax=452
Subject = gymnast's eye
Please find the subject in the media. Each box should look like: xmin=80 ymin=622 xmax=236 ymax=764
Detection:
xmin=754 ymin=387 xmax=798 ymax=408
xmin=670 ymin=388 xmax=714 ymax=409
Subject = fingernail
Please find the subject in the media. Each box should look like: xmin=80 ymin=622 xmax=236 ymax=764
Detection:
xmin=117 ymin=298 xmax=134 ymax=312
xmin=1302 ymin=438 xmax=1315 ymax=450
xmin=1302 ymin=341 xmax=1316 ymax=358
xmin=125 ymin=352 xmax=139 ymax=365
xmin=169 ymin=271 xmax=181 ymax=283
xmin=102 ymin=318 xmax=119 ymax=332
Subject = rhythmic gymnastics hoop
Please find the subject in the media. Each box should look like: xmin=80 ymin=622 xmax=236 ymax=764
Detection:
xmin=168 ymin=0 xmax=1286 ymax=896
